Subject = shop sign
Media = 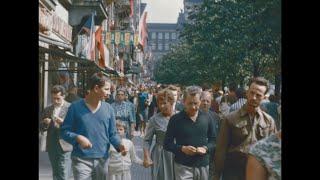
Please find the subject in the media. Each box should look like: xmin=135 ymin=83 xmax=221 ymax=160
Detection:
xmin=39 ymin=7 xmax=52 ymax=32
xmin=115 ymin=31 xmax=121 ymax=45
xmin=52 ymin=14 xmax=73 ymax=42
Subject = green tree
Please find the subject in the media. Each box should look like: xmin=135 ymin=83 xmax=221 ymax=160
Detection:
xmin=155 ymin=0 xmax=281 ymax=93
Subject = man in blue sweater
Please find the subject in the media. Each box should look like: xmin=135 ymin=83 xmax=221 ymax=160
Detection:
xmin=60 ymin=73 xmax=126 ymax=180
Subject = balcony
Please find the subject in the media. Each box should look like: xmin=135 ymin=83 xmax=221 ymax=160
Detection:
xmin=114 ymin=0 xmax=130 ymax=18
xmin=113 ymin=0 xmax=131 ymax=30
xmin=69 ymin=0 xmax=109 ymax=26
xmin=58 ymin=0 xmax=72 ymax=10
xmin=40 ymin=0 xmax=57 ymax=11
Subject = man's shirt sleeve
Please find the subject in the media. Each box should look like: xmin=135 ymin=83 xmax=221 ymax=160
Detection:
xmin=163 ymin=117 xmax=182 ymax=155
xmin=60 ymin=105 xmax=79 ymax=146
xmin=108 ymin=107 xmax=121 ymax=151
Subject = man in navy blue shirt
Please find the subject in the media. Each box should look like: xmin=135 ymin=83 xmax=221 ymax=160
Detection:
xmin=61 ymin=73 xmax=126 ymax=180
xmin=164 ymin=86 xmax=216 ymax=180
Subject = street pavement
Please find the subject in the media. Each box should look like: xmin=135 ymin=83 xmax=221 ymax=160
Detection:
xmin=39 ymin=131 xmax=152 ymax=180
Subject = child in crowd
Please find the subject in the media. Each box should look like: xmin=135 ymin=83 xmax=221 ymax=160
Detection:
xmin=107 ymin=120 xmax=143 ymax=180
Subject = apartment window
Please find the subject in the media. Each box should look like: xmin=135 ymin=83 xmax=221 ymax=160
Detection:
xmin=172 ymin=32 xmax=176 ymax=39
xmin=158 ymin=43 xmax=163 ymax=50
xmin=152 ymin=32 xmax=156 ymax=39
xmin=152 ymin=43 xmax=156 ymax=50
xmin=165 ymin=32 xmax=169 ymax=40
xmin=165 ymin=43 xmax=169 ymax=51
xmin=158 ymin=33 xmax=163 ymax=39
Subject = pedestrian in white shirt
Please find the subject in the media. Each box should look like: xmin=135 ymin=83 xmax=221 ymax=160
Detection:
xmin=107 ymin=120 xmax=143 ymax=180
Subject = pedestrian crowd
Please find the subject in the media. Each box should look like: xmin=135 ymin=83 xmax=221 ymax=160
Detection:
xmin=40 ymin=73 xmax=281 ymax=180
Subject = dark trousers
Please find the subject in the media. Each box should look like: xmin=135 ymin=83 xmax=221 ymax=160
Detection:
xmin=48 ymin=143 xmax=71 ymax=180
xmin=222 ymin=152 xmax=248 ymax=180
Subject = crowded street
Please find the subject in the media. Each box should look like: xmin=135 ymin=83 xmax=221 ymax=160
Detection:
xmin=39 ymin=0 xmax=281 ymax=180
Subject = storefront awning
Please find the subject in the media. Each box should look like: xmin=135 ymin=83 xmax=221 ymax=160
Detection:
xmin=39 ymin=33 xmax=73 ymax=50
xmin=39 ymin=46 xmax=104 ymax=73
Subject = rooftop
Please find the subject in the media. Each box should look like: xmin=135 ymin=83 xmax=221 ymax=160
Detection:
xmin=147 ymin=23 xmax=178 ymax=30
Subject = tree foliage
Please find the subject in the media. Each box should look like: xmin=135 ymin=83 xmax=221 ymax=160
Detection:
xmin=154 ymin=0 xmax=281 ymax=88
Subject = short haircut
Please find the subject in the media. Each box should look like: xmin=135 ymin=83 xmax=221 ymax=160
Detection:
xmin=183 ymin=86 xmax=202 ymax=100
xmin=201 ymin=83 xmax=211 ymax=91
xmin=116 ymin=87 xmax=127 ymax=95
xmin=166 ymin=85 xmax=180 ymax=92
xmin=235 ymin=87 xmax=246 ymax=99
xmin=248 ymin=77 xmax=270 ymax=95
xmin=51 ymin=85 xmax=66 ymax=96
xmin=200 ymin=91 xmax=212 ymax=100
xmin=116 ymin=120 xmax=127 ymax=131
xmin=228 ymin=82 xmax=237 ymax=92
xmin=157 ymin=89 xmax=175 ymax=105
xmin=87 ymin=72 xmax=111 ymax=90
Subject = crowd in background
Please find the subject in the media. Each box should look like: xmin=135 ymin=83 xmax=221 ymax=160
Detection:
xmin=40 ymin=74 xmax=281 ymax=180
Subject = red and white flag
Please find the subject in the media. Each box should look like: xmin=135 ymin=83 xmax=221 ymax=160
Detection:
xmin=130 ymin=0 xmax=134 ymax=17
xmin=138 ymin=11 xmax=148 ymax=51
xmin=95 ymin=26 xmax=110 ymax=68
xmin=83 ymin=14 xmax=95 ymax=60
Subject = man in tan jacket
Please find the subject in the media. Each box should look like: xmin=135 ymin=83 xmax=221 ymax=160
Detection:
xmin=213 ymin=77 xmax=277 ymax=180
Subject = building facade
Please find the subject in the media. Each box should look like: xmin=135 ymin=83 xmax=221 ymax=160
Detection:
xmin=39 ymin=0 xmax=147 ymax=111
xmin=146 ymin=23 xmax=179 ymax=80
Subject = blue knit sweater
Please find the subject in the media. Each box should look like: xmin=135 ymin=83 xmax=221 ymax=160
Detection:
xmin=60 ymin=99 xmax=121 ymax=159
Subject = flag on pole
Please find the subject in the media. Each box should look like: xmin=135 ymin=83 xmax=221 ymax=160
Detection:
xmin=82 ymin=16 xmax=93 ymax=34
xmin=95 ymin=26 xmax=106 ymax=68
xmin=130 ymin=0 xmax=134 ymax=17
xmin=94 ymin=26 xmax=110 ymax=68
xmin=82 ymin=13 xmax=95 ymax=60
xmin=138 ymin=11 xmax=148 ymax=51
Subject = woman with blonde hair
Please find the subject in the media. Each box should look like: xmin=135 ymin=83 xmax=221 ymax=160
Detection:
xmin=143 ymin=89 xmax=176 ymax=180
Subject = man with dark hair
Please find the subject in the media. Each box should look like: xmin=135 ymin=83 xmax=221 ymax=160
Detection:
xmin=213 ymin=77 xmax=277 ymax=180
xmin=164 ymin=86 xmax=216 ymax=180
xmin=65 ymin=84 xmax=81 ymax=103
xmin=60 ymin=72 xmax=126 ymax=180
xmin=40 ymin=85 xmax=72 ymax=180
xmin=137 ymin=84 xmax=149 ymax=137
xmin=229 ymin=87 xmax=247 ymax=112
xmin=227 ymin=82 xmax=238 ymax=105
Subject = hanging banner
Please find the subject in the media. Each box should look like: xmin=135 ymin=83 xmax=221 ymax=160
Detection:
xmin=115 ymin=32 xmax=120 ymax=45
xmin=104 ymin=31 xmax=135 ymax=46
xmin=134 ymin=33 xmax=139 ymax=46
xmin=120 ymin=32 xmax=125 ymax=45
xmin=105 ymin=32 xmax=111 ymax=45
xmin=125 ymin=32 xmax=131 ymax=45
